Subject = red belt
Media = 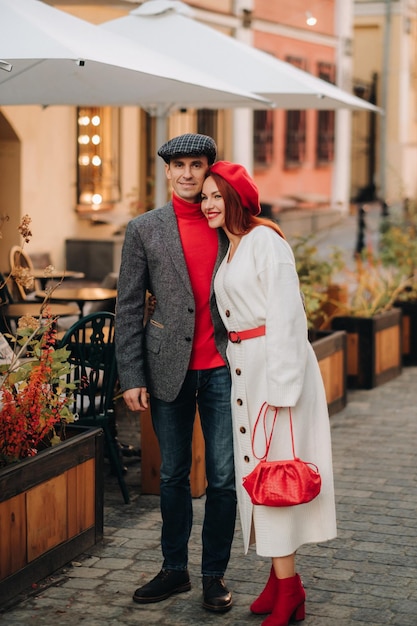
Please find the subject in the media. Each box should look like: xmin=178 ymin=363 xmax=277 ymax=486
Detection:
xmin=228 ymin=325 xmax=266 ymax=344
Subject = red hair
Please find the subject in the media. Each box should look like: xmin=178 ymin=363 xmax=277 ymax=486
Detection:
xmin=208 ymin=172 xmax=285 ymax=239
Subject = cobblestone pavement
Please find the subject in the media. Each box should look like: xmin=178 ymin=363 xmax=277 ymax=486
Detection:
xmin=1 ymin=365 xmax=417 ymax=626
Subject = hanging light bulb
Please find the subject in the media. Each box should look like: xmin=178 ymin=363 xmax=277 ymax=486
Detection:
xmin=306 ymin=11 xmax=317 ymax=26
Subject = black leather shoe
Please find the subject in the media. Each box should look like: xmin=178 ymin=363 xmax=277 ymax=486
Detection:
xmin=133 ymin=569 xmax=191 ymax=604
xmin=202 ymin=576 xmax=233 ymax=613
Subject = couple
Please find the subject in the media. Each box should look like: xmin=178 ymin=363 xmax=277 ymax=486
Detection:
xmin=115 ymin=133 xmax=337 ymax=625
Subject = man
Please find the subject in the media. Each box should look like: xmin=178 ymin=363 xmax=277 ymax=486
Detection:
xmin=115 ymin=133 xmax=236 ymax=613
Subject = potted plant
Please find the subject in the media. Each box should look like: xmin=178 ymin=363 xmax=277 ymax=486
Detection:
xmin=292 ymin=236 xmax=348 ymax=414
xmin=329 ymin=252 xmax=407 ymax=389
xmin=0 ymin=217 xmax=104 ymax=606
xmin=293 ymin=235 xmax=346 ymax=330
xmin=379 ymin=216 xmax=417 ymax=364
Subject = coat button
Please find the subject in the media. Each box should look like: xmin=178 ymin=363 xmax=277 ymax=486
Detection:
xmin=225 ymin=310 xmax=230 ymax=317
xmin=185 ymin=336 xmax=192 ymax=342
xmin=244 ymin=455 xmax=250 ymax=463
xmin=188 ymin=307 xmax=194 ymax=313
xmin=235 ymin=368 xmax=241 ymax=375
xmin=240 ymin=426 xmax=246 ymax=434
xmin=237 ymin=398 xmax=243 ymax=406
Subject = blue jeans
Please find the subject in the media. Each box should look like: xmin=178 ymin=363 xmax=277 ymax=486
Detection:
xmin=150 ymin=366 xmax=236 ymax=577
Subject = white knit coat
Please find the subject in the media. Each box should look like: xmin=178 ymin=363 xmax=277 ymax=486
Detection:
xmin=214 ymin=226 xmax=337 ymax=556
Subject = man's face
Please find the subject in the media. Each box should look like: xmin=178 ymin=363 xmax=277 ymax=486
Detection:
xmin=165 ymin=155 xmax=209 ymax=202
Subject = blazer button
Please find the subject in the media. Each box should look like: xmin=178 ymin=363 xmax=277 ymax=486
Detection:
xmin=235 ymin=368 xmax=241 ymax=375
xmin=237 ymin=398 xmax=243 ymax=406
xmin=244 ymin=455 xmax=250 ymax=463
xmin=188 ymin=307 xmax=194 ymax=313
xmin=225 ymin=310 xmax=230 ymax=317
xmin=185 ymin=336 xmax=192 ymax=342
xmin=240 ymin=426 xmax=246 ymax=434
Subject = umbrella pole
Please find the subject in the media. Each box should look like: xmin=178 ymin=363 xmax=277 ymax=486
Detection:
xmin=154 ymin=111 xmax=168 ymax=209
xmin=232 ymin=108 xmax=253 ymax=174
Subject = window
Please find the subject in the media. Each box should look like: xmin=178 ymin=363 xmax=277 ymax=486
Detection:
xmin=197 ymin=109 xmax=218 ymax=139
xmin=254 ymin=109 xmax=274 ymax=167
xmin=284 ymin=56 xmax=307 ymax=167
xmin=196 ymin=109 xmax=227 ymax=160
xmin=316 ymin=63 xmax=335 ymax=164
xmin=77 ymin=107 xmax=120 ymax=211
xmin=285 ymin=110 xmax=306 ymax=166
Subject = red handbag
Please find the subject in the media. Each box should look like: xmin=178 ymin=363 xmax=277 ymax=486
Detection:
xmin=242 ymin=403 xmax=321 ymax=507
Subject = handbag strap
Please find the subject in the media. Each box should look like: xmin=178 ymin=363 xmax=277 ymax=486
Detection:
xmin=251 ymin=402 xmax=296 ymax=461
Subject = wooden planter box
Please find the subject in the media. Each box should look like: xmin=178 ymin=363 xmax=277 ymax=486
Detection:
xmin=331 ymin=308 xmax=402 ymax=389
xmin=309 ymin=329 xmax=347 ymax=416
xmin=394 ymin=300 xmax=417 ymax=365
xmin=0 ymin=425 xmax=104 ymax=606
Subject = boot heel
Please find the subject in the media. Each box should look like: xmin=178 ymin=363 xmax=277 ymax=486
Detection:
xmin=292 ymin=602 xmax=305 ymax=622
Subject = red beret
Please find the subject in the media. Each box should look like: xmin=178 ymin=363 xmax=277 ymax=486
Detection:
xmin=209 ymin=161 xmax=261 ymax=216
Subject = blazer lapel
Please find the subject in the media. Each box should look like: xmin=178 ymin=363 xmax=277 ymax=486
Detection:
xmin=157 ymin=202 xmax=228 ymax=298
xmin=157 ymin=204 xmax=193 ymax=296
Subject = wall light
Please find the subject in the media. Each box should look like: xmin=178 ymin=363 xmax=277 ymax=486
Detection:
xmin=306 ymin=11 xmax=317 ymax=26
xmin=76 ymin=106 xmax=120 ymax=212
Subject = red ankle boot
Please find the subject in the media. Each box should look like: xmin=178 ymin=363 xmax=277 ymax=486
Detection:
xmin=250 ymin=566 xmax=277 ymax=614
xmin=261 ymin=573 xmax=305 ymax=626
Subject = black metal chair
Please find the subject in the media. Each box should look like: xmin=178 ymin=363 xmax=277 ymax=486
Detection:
xmin=0 ymin=272 xmax=17 ymax=334
xmin=58 ymin=311 xmax=130 ymax=504
xmin=0 ymin=272 xmax=14 ymax=304
xmin=0 ymin=274 xmax=10 ymax=335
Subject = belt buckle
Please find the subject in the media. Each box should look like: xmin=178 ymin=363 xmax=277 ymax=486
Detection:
xmin=228 ymin=331 xmax=241 ymax=344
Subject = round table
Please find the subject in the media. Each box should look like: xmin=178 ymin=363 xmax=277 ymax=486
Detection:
xmin=1 ymin=301 xmax=81 ymax=323
xmin=35 ymin=287 xmax=117 ymax=317
xmin=31 ymin=269 xmax=85 ymax=290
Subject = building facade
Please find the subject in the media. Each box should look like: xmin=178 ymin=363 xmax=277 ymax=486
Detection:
xmin=352 ymin=0 xmax=417 ymax=205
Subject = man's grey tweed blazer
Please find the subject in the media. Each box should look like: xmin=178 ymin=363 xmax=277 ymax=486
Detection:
xmin=115 ymin=201 xmax=229 ymax=402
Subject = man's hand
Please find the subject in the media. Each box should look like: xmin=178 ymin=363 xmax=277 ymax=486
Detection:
xmin=123 ymin=387 xmax=149 ymax=412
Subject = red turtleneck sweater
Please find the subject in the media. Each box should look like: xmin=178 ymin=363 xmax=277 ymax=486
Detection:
xmin=173 ymin=194 xmax=225 ymax=370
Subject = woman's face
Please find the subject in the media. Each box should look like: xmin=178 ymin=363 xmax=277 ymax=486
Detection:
xmin=201 ymin=176 xmax=226 ymax=229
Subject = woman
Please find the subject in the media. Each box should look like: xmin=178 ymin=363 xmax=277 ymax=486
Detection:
xmin=201 ymin=161 xmax=337 ymax=626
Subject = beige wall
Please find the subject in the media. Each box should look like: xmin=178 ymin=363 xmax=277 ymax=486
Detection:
xmin=42 ymin=1 xmax=129 ymax=23
xmin=255 ymin=0 xmax=335 ymax=35
xmin=0 ymin=116 xmax=20 ymax=274
xmin=0 ymin=103 xmax=143 ymax=270
xmin=354 ymin=7 xmax=417 ymax=203
xmin=1 ymin=106 xmax=77 ymax=270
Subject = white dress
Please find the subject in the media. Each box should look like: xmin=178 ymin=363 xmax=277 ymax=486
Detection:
xmin=214 ymin=226 xmax=337 ymax=556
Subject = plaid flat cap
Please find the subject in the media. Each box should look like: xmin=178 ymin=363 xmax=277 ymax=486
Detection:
xmin=158 ymin=133 xmax=217 ymax=164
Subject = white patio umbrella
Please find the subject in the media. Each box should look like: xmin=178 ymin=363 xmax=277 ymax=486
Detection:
xmin=0 ymin=0 xmax=267 ymax=109
xmin=102 ymin=0 xmax=378 ymax=113
xmin=0 ymin=0 xmax=270 ymax=207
